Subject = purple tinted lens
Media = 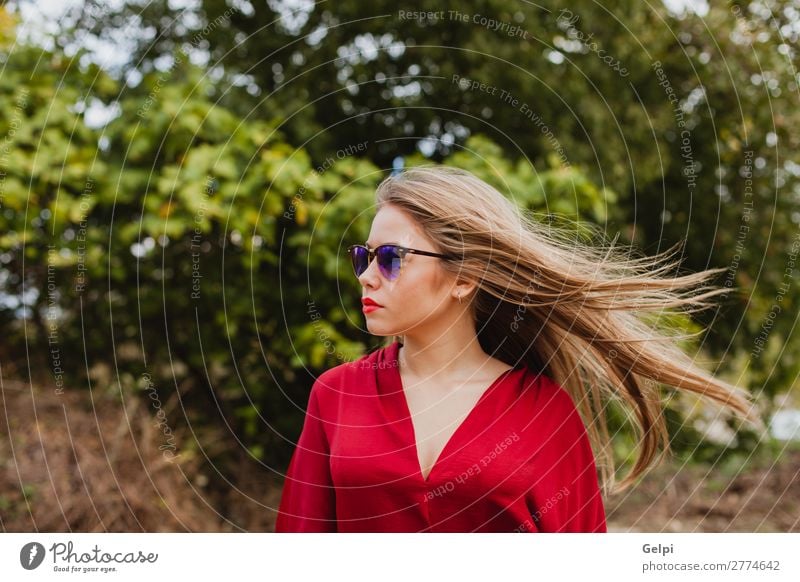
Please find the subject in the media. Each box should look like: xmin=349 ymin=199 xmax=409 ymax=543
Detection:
xmin=350 ymin=246 xmax=369 ymax=276
xmin=377 ymin=245 xmax=402 ymax=280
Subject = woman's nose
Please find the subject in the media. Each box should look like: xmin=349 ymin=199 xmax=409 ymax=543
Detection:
xmin=357 ymin=255 xmax=380 ymax=286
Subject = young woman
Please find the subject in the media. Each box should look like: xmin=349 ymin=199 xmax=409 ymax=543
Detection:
xmin=275 ymin=165 xmax=757 ymax=533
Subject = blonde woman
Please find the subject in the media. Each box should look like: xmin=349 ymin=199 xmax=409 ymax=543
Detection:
xmin=275 ymin=165 xmax=756 ymax=533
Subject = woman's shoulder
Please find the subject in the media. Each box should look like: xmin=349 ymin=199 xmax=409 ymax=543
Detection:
xmin=308 ymin=341 xmax=396 ymax=402
xmin=525 ymin=371 xmax=581 ymax=415
xmin=314 ymin=341 xmax=393 ymax=379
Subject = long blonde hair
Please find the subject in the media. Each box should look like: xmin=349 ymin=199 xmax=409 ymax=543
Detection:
xmin=373 ymin=164 xmax=759 ymax=495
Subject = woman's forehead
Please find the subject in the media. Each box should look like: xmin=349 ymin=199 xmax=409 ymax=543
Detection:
xmin=369 ymin=208 xmax=423 ymax=246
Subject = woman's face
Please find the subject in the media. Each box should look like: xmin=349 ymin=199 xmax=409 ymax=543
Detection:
xmin=357 ymin=204 xmax=465 ymax=337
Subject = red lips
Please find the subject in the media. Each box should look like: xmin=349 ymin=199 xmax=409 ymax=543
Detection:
xmin=362 ymin=297 xmax=382 ymax=307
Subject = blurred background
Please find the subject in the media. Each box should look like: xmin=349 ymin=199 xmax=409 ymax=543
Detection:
xmin=0 ymin=0 xmax=798 ymax=532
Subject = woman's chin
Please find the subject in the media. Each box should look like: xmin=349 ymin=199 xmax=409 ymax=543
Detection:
xmin=366 ymin=322 xmax=397 ymax=336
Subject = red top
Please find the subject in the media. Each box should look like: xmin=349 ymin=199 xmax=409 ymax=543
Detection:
xmin=275 ymin=341 xmax=606 ymax=533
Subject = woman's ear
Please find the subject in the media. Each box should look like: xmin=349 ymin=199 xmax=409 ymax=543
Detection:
xmin=453 ymin=280 xmax=478 ymax=302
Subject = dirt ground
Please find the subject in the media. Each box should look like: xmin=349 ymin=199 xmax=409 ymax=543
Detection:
xmin=2 ymin=374 xmax=797 ymax=532
xmin=0 ymin=374 xmax=281 ymax=532
xmin=605 ymin=445 xmax=800 ymax=532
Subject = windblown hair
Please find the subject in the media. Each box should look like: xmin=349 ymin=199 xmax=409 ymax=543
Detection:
xmin=374 ymin=164 xmax=759 ymax=495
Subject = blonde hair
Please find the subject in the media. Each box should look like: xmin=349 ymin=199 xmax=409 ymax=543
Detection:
xmin=373 ymin=164 xmax=759 ymax=495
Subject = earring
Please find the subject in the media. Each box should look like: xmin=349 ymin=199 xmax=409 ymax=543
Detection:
xmin=457 ymin=291 xmax=462 ymax=304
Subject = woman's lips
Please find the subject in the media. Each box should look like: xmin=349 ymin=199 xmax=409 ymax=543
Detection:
xmin=362 ymin=297 xmax=383 ymax=311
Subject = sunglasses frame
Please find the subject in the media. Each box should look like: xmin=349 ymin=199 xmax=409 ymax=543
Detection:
xmin=346 ymin=243 xmax=454 ymax=281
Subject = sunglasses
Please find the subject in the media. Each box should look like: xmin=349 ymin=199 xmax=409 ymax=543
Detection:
xmin=346 ymin=243 xmax=453 ymax=281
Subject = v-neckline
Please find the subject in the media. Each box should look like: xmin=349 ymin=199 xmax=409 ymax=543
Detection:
xmin=389 ymin=343 xmax=516 ymax=484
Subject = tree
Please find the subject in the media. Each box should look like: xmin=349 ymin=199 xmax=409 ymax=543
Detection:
xmin=56 ymin=0 xmax=800 ymax=398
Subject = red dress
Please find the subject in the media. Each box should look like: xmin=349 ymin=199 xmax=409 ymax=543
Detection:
xmin=275 ymin=340 xmax=606 ymax=533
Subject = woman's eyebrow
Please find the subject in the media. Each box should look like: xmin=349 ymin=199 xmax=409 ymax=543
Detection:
xmin=366 ymin=240 xmax=401 ymax=246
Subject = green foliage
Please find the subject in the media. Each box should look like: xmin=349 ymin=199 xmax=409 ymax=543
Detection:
xmin=63 ymin=0 xmax=800 ymax=400
xmin=2 ymin=1 xmax=798 ymax=475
